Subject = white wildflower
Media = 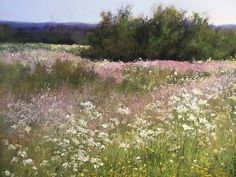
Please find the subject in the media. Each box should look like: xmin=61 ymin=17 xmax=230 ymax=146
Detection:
xmin=78 ymin=119 xmax=87 ymax=127
xmin=11 ymin=157 xmax=19 ymax=163
xmin=23 ymin=158 xmax=34 ymax=166
xmin=111 ymin=118 xmax=120 ymax=126
xmin=182 ymin=124 xmax=194 ymax=131
xmin=101 ymin=123 xmax=108 ymax=129
xmin=188 ymin=114 xmax=197 ymax=122
xmin=119 ymin=142 xmax=130 ymax=150
xmin=25 ymin=126 xmax=32 ymax=133
xmin=40 ymin=160 xmax=48 ymax=166
xmin=117 ymin=106 xmax=131 ymax=115
xmin=11 ymin=125 xmax=17 ymax=129
xmin=17 ymin=150 xmax=28 ymax=158
xmin=81 ymin=101 xmax=96 ymax=111
xmin=66 ymin=114 xmax=71 ymax=119
xmin=192 ymin=89 xmax=203 ymax=96
xmin=4 ymin=170 xmax=11 ymax=176
xmin=62 ymin=162 xmax=69 ymax=168
xmin=66 ymin=127 xmax=77 ymax=135
xmin=3 ymin=139 xmax=9 ymax=146
xmin=90 ymin=157 xmax=104 ymax=168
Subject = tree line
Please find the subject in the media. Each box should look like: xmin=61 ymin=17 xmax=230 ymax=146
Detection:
xmin=0 ymin=23 xmax=94 ymax=45
xmin=82 ymin=5 xmax=236 ymax=61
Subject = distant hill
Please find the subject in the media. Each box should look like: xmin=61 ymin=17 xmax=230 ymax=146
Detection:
xmin=217 ymin=24 xmax=236 ymax=30
xmin=0 ymin=21 xmax=97 ymax=44
xmin=210 ymin=24 xmax=236 ymax=30
xmin=0 ymin=21 xmax=97 ymax=30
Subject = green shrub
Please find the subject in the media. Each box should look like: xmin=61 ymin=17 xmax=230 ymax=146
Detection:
xmin=82 ymin=5 xmax=236 ymax=61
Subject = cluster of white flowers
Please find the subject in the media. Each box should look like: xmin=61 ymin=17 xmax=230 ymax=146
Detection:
xmin=117 ymin=106 xmax=131 ymax=115
xmin=21 ymin=100 xmax=120 ymax=176
xmin=80 ymin=101 xmax=102 ymax=121
xmin=2 ymin=142 xmax=38 ymax=176
xmin=123 ymin=114 xmax=165 ymax=149
xmin=144 ymin=101 xmax=162 ymax=113
xmin=168 ymin=89 xmax=216 ymax=143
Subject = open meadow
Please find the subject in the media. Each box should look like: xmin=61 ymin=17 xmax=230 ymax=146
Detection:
xmin=0 ymin=43 xmax=236 ymax=177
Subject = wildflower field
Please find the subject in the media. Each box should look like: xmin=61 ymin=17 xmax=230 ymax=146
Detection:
xmin=0 ymin=43 xmax=236 ymax=177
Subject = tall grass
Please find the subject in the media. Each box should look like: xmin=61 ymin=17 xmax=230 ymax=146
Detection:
xmin=119 ymin=66 xmax=210 ymax=93
xmin=0 ymin=61 xmax=98 ymax=97
xmin=0 ymin=61 xmax=211 ymax=97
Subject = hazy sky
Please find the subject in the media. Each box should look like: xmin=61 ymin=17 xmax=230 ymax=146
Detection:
xmin=1 ymin=0 xmax=236 ymax=25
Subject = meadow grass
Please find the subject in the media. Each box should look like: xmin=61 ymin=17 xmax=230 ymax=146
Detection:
xmin=0 ymin=43 xmax=87 ymax=55
xmin=0 ymin=60 xmax=211 ymax=97
xmin=119 ymin=66 xmax=210 ymax=93
xmin=0 ymin=44 xmax=235 ymax=177
xmin=0 ymin=60 xmax=98 ymax=97
xmin=0 ymin=84 xmax=235 ymax=177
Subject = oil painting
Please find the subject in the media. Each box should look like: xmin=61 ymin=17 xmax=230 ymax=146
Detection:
xmin=0 ymin=0 xmax=236 ymax=176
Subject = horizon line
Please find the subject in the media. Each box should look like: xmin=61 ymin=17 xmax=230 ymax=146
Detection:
xmin=1 ymin=19 xmax=236 ymax=26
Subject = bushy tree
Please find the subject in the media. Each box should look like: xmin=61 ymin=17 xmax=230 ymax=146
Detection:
xmin=82 ymin=5 xmax=236 ymax=61
xmin=146 ymin=5 xmax=187 ymax=59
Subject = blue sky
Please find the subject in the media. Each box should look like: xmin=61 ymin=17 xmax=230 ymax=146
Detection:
xmin=1 ymin=0 xmax=236 ymax=25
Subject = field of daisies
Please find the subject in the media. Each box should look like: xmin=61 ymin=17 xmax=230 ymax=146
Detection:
xmin=0 ymin=43 xmax=236 ymax=177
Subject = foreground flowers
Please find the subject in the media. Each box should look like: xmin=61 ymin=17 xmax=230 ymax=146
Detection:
xmin=1 ymin=78 xmax=236 ymax=176
xmin=0 ymin=43 xmax=236 ymax=177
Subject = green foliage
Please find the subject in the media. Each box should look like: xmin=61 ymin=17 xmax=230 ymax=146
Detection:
xmin=82 ymin=5 xmax=236 ymax=61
